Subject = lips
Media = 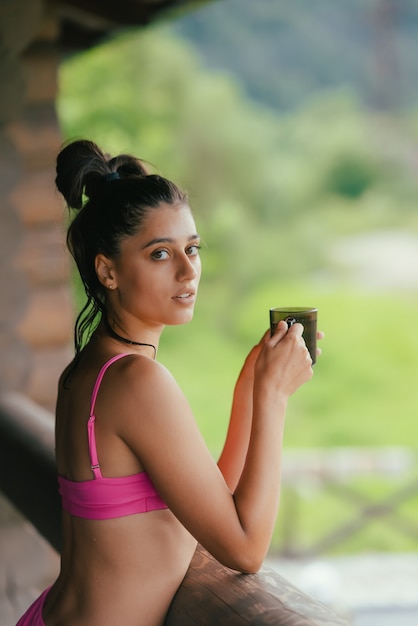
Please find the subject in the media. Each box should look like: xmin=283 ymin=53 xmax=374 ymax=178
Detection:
xmin=173 ymin=289 xmax=196 ymax=303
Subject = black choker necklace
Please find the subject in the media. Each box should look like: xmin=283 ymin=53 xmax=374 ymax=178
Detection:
xmin=104 ymin=319 xmax=157 ymax=359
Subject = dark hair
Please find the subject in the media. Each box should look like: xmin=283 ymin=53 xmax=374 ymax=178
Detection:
xmin=56 ymin=139 xmax=188 ymax=354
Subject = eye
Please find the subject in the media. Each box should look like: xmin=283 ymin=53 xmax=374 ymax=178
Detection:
xmin=151 ymin=249 xmax=169 ymax=260
xmin=186 ymin=244 xmax=201 ymax=256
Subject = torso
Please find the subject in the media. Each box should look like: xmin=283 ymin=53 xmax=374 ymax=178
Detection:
xmin=43 ymin=345 xmax=196 ymax=626
xmin=44 ymin=510 xmax=196 ymax=626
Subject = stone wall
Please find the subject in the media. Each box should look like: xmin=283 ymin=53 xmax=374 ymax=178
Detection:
xmin=0 ymin=0 xmax=73 ymax=411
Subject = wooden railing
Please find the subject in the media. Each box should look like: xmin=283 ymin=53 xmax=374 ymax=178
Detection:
xmin=0 ymin=392 xmax=350 ymax=625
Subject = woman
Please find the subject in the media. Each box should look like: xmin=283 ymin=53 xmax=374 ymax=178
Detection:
xmin=17 ymin=139 xmax=319 ymax=626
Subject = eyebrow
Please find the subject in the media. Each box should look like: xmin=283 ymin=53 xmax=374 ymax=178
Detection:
xmin=142 ymin=234 xmax=200 ymax=250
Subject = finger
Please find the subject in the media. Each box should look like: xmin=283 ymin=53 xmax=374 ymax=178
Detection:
xmin=317 ymin=330 xmax=325 ymax=340
xmin=272 ymin=319 xmax=288 ymax=338
xmin=286 ymin=321 xmax=304 ymax=337
xmin=266 ymin=320 xmax=288 ymax=346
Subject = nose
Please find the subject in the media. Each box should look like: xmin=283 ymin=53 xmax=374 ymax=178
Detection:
xmin=176 ymin=253 xmax=200 ymax=281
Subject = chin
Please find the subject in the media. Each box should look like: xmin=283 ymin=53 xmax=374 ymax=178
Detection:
xmin=169 ymin=311 xmax=196 ymax=326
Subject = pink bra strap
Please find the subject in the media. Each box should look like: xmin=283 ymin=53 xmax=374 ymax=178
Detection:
xmin=88 ymin=354 xmax=129 ymax=478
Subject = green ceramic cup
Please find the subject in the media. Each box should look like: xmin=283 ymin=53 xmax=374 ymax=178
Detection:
xmin=270 ymin=307 xmax=317 ymax=364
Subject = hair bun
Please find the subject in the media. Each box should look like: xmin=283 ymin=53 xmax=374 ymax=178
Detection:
xmin=108 ymin=154 xmax=149 ymax=178
xmin=56 ymin=140 xmax=150 ymax=209
xmin=56 ymin=140 xmax=109 ymax=210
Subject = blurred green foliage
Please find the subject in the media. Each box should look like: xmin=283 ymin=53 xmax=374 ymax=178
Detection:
xmin=58 ymin=23 xmax=418 ymax=554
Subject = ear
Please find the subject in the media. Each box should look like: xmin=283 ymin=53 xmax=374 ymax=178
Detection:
xmin=95 ymin=254 xmax=117 ymax=290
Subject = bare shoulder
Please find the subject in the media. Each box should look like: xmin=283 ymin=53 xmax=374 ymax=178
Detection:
xmin=97 ymin=354 xmax=185 ymax=419
xmin=109 ymin=353 xmax=179 ymax=394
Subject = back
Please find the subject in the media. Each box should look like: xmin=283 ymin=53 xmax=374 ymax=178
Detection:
xmin=45 ymin=350 xmax=197 ymax=626
xmin=57 ymin=353 xmax=167 ymax=520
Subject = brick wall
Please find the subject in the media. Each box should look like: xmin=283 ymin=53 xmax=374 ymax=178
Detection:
xmin=0 ymin=1 xmax=73 ymax=411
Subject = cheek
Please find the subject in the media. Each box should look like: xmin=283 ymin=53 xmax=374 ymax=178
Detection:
xmin=195 ymin=257 xmax=202 ymax=280
xmin=116 ymin=267 xmax=149 ymax=302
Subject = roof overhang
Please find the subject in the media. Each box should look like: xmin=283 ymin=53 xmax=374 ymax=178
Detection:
xmin=52 ymin=0 xmax=213 ymax=49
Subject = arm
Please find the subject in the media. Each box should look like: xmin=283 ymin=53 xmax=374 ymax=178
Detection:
xmin=117 ymin=322 xmax=313 ymax=573
xmin=217 ymin=338 xmax=263 ymax=491
xmin=218 ymin=329 xmax=324 ymax=491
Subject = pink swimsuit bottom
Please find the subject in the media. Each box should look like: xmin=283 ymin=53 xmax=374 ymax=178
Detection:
xmin=58 ymin=353 xmax=168 ymax=519
xmin=16 ymin=587 xmax=49 ymax=626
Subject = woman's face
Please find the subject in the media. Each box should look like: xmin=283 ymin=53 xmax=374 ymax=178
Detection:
xmin=102 ymin=202 xmax=202 ymax=330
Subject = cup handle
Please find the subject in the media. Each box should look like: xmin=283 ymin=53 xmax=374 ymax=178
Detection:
xmin=284 ymin=316 xmax=296 ymax=328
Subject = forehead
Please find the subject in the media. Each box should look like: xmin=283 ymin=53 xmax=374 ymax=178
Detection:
xmin=140 ymin=202 xmax=197 ymax=238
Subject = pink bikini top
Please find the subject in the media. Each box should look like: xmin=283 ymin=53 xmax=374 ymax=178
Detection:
xmin=58 ymin=354 xmax=167 ymax=520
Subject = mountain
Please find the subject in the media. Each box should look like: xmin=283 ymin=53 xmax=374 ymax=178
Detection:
xmin=173 ymin=0 xmax=418 ymax=112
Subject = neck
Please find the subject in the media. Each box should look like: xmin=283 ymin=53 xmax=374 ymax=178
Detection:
xmin=104 ymin=317 xmax=157 ymax=359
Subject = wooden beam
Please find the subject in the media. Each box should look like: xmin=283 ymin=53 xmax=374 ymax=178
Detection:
xmin=56 ymin=0 xmax=203 ymax=27
xmin=165 ymin=544 xmax=350 ymax=625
